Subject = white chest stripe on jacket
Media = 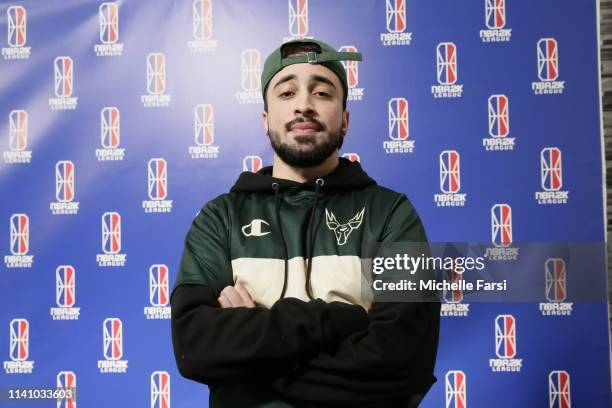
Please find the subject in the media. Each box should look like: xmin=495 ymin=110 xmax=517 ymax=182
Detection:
xmin=231 ymin=255 xmax=372 ymax=310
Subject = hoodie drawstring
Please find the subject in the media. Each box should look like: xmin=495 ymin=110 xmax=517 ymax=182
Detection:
xmin=272 ymin=182 xmax=290 ymax=300
xmin=273 ymin=179 xmax=324 ymax=301
xmin=305 ymin=178 xmax=324 ymax=300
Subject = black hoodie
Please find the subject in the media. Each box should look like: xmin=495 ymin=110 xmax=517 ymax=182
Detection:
xmin=171 ymin=158 xmax=440 ymax=407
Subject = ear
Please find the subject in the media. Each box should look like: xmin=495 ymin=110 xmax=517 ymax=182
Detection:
xmin=341 ymin=110 xmax=350 ymax=135
xmin=262 ymin=111 xmax=269 ymax=133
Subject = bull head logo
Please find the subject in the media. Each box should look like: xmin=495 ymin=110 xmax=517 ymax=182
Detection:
xmin=325 ymin=207 xmax=365 ymax=245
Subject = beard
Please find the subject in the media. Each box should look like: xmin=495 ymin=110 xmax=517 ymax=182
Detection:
xmin=268 ymin=118 xmax=344 ymax=168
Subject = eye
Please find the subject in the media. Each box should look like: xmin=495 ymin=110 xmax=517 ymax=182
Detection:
xmin=279 ymin=91 xmax=294 ymax=98
xmin=315 ymin=91 xmax=330 ymax=97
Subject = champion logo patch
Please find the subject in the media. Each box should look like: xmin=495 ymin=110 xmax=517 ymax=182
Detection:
xmin=242 ymin=219 xmax=270 ymax=237
xmin=325 ymin=208 xmax=365 ymax=245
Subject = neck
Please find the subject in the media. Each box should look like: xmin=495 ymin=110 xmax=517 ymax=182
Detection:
xmin=272 ymin=152 xmax=339 ymax=183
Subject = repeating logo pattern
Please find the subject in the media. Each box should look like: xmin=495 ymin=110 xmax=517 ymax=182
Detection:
xmin=536 ymin=147 xmax=569 ymax=204
xmin=435 ymin=151 xmax=466 ymax=207
xmin=243 ymin=155 xmax=263 ymax=172
xmin=97 ymin=212 xmax=126 ymax=267
xmin=5 ymin=318 xmax=34 ymax=374
xmin=188 ymin=0 xmax=218 ymax=52
xmin=50 ymin=57 xmax=78 ymax=110
xmin=236 ymin=49 xmax=263 ymax=104
xmin=480 ymin=0 xmax=512 ymax=42
xmin=432 ymin=43 xmax=463 ymax=97
xmin=4 ymin=110 xmax=32 ymax=164
xmin=51 ymin=265 xmax=81 ymax=320
xmin=339 ymin=45 xmax=364 ymax=101
xmin=490 ymin=314 xmax=522 ymax=372
xmin=97 ymin=107 xmax=125 ymax=161
xmin=3 ymin=5 xmax=31 ymax=59
xmin=145 ymin=265 xmax=171 ymax=319
xmin=383 ymin=98 xmax=414 ymax=153
xmin=57 ymin=371 xmax=77 ymax=408
xmin=484 ymin=95 xmax=515 ymax=151
xmin=549 ymin=370 xmax=571 ymax=408
xmin=142 ymin=53 xmax=171 ymax=107
xmin=6 ymin=214 xmax=33 ymax=268
xmin=533 ymin=38 xmax=565 ymax=94
xmin=540 ymin=258 xmax=573 ymax=316
xmin=151 ymin=371 xmax=171 ymax=408
xmin=190 ymin=104 xmax=219 ymax=159
xmin=445 ymin=370 xmax=466 ymax=408
xmin=99 ymin=318 xmax=128 ymax=373
xmin=95 ymin=2 xmax=123 ymax=56
xmin=144 ymin=158 xmax=173 ymax=213
xmin=381 ymin=0 xmax=412 ymax=46
xmin=51 ymin=161 xmax=80 ymax=215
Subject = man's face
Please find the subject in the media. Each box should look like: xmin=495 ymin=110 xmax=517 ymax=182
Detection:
xmin=262 ymin=62 xmax=349 ymax=168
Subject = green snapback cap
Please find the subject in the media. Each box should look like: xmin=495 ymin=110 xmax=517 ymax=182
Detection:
xmin=261 ymin=39 xmax=362 ymax=100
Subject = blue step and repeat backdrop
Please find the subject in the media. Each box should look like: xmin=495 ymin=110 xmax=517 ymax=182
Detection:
xmin=1 ymin=0 xmax=610 ymax=407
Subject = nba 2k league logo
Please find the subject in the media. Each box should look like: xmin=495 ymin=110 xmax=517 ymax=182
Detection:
xmin=440 ymin=267 xmax=470 ymax=317
xmin=539 ymin=258 xmax=573 ymax=316
xmin=50 ymin=265 xmax=81 ymax=320
xmin=532 ymin=38 xmax=565 ymax=95
xmin=380 ymin=0 xmax=412 ymax=46
xmin=4 ymin=319 xmax=34 ymax=374
xmin=188 ymin=0 xmax=218 ymax=53
xmin=50 ymin=161 xmax=80 ymax=215
xmin=483 ymin=95 xmax=515 ymax=151
xmin=96 ymin=107 xmax=125 ymax=161
xmin=535 ymin=147 xmax=569 ymax=204
xmin=485 ymin=204 xmax=519 ymax=261
xmin=5 ymin=214 xmax=33 ymax=268
xmin=143 ymin=158 xmax=173 ymax=213
xmin=57 ymin=371 xmax=77 ymax=407
xmin=283 ymin=0 xmax=314 ymax=43
xmin=145 ymin=265 xmax=171 ymax=319
xmin=98 ymin=318 xmax=128 ymax=373
xmin=151 ymin=371 xmax=171 ymax=408
xmin=190 ymin=104 xmax=219 ymax=159
xmin=236 ymin=49 xmax=263 ymax=104
xmin=3 ymin=110 xmax=32 ymax=164
xmin=95 ymin=2 xmax=124 ymax=57
xmin=49 ymin=57 xmax=78 ymax=110
xmin=142 ymin=53 xmax=171 ymax=107
xmin=480 ymin=0 xmax=512 ymax=42
xmin=434 ymin=150 xmax=467 ymax=207
xmin=339 ymin=45 xmax=364 ymax=102
xmin=489 ymin=314 xmax=522 ymax=372
xmin=243 ymin=156 xmax=263 ymax=172
xmin=97 ymin=212 xmax=126 ymax=267
xmin=383 ymin=98 xmax=414 ymax=154
xmin=432 ymin=43 xmax=463 ymax=98
xmin=549 ymin=371 xmax=572 ymax=408
xmin=445 ymin=370 xmax=467 ymax=408
xmin=3 ymin=6 xmax=31 ymax=60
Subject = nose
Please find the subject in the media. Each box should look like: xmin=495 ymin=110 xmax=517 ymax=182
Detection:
xmin=294 ymin=92 xmax=315 ymax=116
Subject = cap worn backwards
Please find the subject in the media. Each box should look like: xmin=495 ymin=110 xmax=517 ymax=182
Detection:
xmin=260 ymin=39 xmax=362 ymax=103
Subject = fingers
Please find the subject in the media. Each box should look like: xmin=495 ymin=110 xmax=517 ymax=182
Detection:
xmin=218 ymin=294 xmax=232 ymax=308
xmin=218 ymin=284 xmax=256 ymax=308
xmin=235 ymin=282 xmax=255 ymax=308
xmin=219 ymin=286 xmax=244 ymax=307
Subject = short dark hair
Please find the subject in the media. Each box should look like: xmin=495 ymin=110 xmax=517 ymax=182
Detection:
xmin=263 ymin=42 xmax=348 ymax=112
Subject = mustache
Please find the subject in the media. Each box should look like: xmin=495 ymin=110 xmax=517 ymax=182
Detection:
xmin=285 ymin=117 xmax=325 ymax=132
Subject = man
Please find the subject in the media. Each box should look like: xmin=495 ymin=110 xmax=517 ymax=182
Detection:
xmin=171 ymin=39 xmax=440 ymax=408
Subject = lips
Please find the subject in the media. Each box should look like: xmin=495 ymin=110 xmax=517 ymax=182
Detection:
xmin=290 ymin=122 xmax=320 ymax=133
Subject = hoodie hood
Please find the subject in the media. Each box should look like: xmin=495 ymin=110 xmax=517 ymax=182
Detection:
xmin=230 ymin=157 xmax=377 ymax=193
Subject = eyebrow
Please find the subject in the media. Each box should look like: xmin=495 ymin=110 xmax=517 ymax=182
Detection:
xmin=272 ymin=74 xmax=338 ymax=91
